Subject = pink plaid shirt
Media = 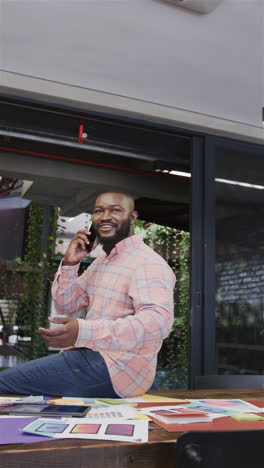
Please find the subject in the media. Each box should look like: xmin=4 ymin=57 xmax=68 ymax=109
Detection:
xmin=52 ymin=234 xmax=175 ymax=397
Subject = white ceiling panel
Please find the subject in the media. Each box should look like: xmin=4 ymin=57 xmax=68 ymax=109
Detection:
xmin=1 ymin=0 xmax=263 ymax=127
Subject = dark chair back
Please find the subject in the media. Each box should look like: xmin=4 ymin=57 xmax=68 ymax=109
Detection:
xmin=175 ymin=430 xmax=264 ymax=468
xmin=195 ymin=374 xmax=264 ymax=389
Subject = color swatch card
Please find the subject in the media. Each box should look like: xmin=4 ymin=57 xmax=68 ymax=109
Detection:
xmin=22 ymin=418 xmax=149 ymax=443
xmin=49 ymin=397 xmax=106 ymax=408
xmin=175 ymin=403 xmax=229 ymax=419
xmin=97 ymin=398 xmax=135 ymax=406
xmin=48 ymin=401 xmax=136 ymax=420
xmin=54 ymin=398 xmax=96 ymax=405
xmin=230 ymin=413 xmax=264 ymax=421
xmin=48 ymin=397 xmax=139 ymax=419
xmin=0 ymin=397 xmax=27 ymax=408
xmin=139 ymin=406 xmax=213 ymax=424
xmin=154 ymin=399 xmax=263 ymax=420
xmin=0 ymin=395 xmax=44 ymax=407
xmin=187 ymin=399 xmax=263 ymax=414
xmin=86 ymin=406 xmax=137 ymax=420
xmin=122 ymin=394 xmax=188 ymax=405
xmin=138 ymin=394 xmax=188 ymax=404
xmin=140 ymin=400 xmax=264 ymax=425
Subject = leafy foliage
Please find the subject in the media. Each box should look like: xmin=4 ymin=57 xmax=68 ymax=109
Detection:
xmin=18 ymin=204 xmax=56 ymax=358
xmin=3 ymin=203 xmax=59 ymax=359
xmin=136 ymin=222 xmax=190 ymax=389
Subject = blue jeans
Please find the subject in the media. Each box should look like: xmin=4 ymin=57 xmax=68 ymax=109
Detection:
xmin=0 ymin=348 xmax=119 ymax=397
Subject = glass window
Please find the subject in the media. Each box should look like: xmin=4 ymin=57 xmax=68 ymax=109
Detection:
xmin=215 ymin=146 xmax=264 ymax=375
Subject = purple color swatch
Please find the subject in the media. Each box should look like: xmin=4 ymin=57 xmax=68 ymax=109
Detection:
xmin=105 ymin=423 xmax=134 ymax=437
xmin=0 ymin=418 xmax=58 ymax=445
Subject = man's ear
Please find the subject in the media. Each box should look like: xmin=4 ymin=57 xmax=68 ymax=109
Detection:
xmin=130 ymin=210 xmax=138 ymax=225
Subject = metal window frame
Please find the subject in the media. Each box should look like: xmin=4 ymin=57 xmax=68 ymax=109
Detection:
xmin=189 ymin=135 xmax=217 ymax=388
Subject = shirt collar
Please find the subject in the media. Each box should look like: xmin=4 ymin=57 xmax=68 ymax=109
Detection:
xmin=107 ymin=234 xmax=143 ymax=259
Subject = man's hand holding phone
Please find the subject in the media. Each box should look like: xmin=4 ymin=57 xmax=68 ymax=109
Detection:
xmin=63 ymin=225 xmax=96 ymax=266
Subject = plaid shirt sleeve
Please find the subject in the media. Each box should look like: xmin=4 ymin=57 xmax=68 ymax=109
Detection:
xmin=52 ymin=261 xmax=90 ymax=315
xmin=75 ymin=262 xmax=175 ymax=352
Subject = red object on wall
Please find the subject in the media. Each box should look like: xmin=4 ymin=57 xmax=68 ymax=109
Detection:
xmin=78 ymin=123 xmax=86 ymax=144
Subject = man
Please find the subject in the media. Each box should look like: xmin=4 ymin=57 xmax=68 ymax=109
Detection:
xmin=0 ymin=192 xmax=175 ymax=397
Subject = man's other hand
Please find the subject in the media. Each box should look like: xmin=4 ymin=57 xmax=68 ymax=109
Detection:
xmin=39 ymin=317 xmax=79 ymax=348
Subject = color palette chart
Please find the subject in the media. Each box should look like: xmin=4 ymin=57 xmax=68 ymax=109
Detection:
xmin=22 ymin=418 xmax=149 ymax=443
xmin=87 ymin=406 xmax=137 ymax=420
xmin=187 ymin=399 xmax=263 ymax=414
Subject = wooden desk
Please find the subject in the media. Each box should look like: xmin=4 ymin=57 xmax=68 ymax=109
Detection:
xmin=0 ymin=389 xmax=263 ymax=468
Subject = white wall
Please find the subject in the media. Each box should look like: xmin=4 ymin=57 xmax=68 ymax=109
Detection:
xmin=0 ymin=0 xmax=263 ymax=130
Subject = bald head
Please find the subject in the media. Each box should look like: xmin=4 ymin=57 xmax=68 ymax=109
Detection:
xmin=95 ymin=192 xmax=135 ymax=211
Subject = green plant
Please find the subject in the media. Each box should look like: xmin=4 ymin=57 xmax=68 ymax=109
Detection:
xmin=135 ymin=222 xmax=190 ymax=389
xmin=18 ymin=203 xmax=45 ymax=358
xmin=16 ymin=203 xmax=59 ymax=359
xmin=3 ymin=205 xmax=93 ymax=359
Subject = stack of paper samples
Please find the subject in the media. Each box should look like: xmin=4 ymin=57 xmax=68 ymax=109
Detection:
xmin=1 ymin=394 xmax=263 ymax=443
xmin=142 ymin=407 xmax=213 ymax=424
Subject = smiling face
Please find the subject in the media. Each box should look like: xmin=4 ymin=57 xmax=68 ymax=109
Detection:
xmin=92 ymin=192 xmax=138 ymax=251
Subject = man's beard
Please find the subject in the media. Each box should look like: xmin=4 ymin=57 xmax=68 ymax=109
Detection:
xmin=94 ymin=218 xmax=131 ymax=246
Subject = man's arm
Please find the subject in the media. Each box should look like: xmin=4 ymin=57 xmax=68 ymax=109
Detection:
xmin=52 ymin=263 xmax=89 ymax=315
xmin=52 ymin=229 xmax=95 ymax=315
xmin=40 ymin=229 xmax=93 ymax=346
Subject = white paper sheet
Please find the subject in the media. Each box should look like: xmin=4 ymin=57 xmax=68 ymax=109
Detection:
xmin=22 ymin=417 xmax=149 ymax=443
